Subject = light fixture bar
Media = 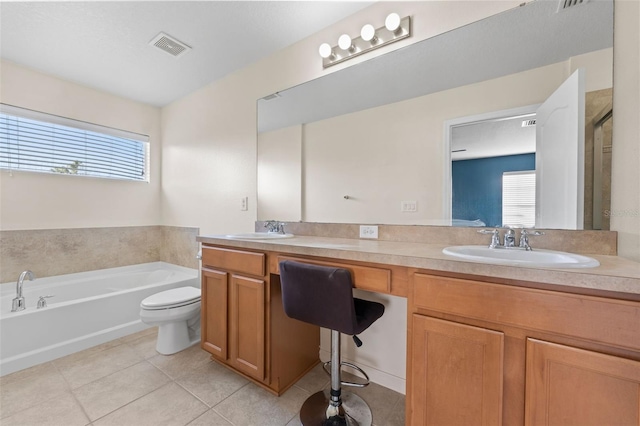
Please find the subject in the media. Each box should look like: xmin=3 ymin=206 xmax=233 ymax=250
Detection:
xmin=322 ymin=15 xmax=411 ymax=69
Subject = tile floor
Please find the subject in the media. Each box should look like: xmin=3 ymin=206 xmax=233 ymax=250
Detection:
xmin=0 ymin=328 xmax=405 ymax=426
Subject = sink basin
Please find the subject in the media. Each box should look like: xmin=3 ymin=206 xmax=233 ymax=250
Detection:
xmin=442 ymin=245 xmax=599 ymax=268
xmin=225 ymin=232 xmax=294 ymax=240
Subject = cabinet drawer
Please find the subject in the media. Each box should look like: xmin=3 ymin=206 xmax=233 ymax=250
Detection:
xmin=202 ymin=246 xmax=265 ymax=277
xmin=412 ymin=273 xmax=640 ymax=352
xmin=277 ymin=256 xmax=391 ymax=293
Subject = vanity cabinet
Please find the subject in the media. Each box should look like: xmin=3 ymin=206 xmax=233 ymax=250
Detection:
xmin=408 ymin=273 xmax=640 ymax=426
xmin=525 ymin=339 xmax=640 ymax=425
xmin=410 ymin=314 xmax=504 ymax=425
xmin=200 ymin=245 xmax=319 ymax=394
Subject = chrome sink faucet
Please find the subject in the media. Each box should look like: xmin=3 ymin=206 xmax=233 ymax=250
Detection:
xmin=12 ymin=270 xmax=35 ymax=312
xmin=519 ymin=229 xmax=545 ymax=251
xmin=264 ymin=220 xmax=286 ymax=234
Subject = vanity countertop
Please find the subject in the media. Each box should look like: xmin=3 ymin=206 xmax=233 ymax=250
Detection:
xmin=197 ymin=234 xmax=640 ymax=300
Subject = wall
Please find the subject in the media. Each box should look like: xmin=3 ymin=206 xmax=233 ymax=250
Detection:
xmin=611 ymin=0 xmax=640 ymax=262
xmin=452 ymin=153 xmax=536 ymax=227
xmin=257 ymin=125 xmax=302 ymax=222
xmin=301 ymin=60 xmax=582 ymax=225
xmin=160 ymin=1 xmax=519 ymax=236
xmin=0 ymin=60 xmax=162 ymax=230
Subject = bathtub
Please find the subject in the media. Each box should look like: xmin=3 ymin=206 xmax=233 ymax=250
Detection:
xmin=0 ymin=262 xmax=199 ymax=376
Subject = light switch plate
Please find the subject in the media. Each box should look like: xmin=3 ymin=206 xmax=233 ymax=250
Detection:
xmin=241 ymin=197 xmax=248 ymax=211
xmin=401 ymin=200 xmax=417 ymax=212
xmin=359 ymin=225 xmax=379 ymax=239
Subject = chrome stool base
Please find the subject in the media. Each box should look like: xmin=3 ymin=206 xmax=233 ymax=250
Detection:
xmin=299 ymin=389 xmax=372 ymax=426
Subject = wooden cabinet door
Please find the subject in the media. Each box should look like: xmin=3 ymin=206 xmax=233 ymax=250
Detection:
xmin=201 ymin=269 xmax=228 ymax=360
xmin=229 ymin=274 xmax=266 ymax=381
xmin=525 ymin=339 xmax=640 ymax=426
xmin=410 ymin=314 xmax=504 ymax=426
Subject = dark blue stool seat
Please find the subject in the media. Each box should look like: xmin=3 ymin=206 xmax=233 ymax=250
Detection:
xmin=279 ymin=260 xmax=385 ymax=426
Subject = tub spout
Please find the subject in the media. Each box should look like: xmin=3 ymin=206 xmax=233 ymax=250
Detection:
xmin=12 ymin=270 xmax=35 ymax=312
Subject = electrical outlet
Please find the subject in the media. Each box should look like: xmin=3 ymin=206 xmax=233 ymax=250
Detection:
xmin=401 ymin=200 xmax=417 ymax=212
xmin=241 ymin=196 xmax=248 ymax=211
xmin=359 ymin=225 xmax=378 ymax=239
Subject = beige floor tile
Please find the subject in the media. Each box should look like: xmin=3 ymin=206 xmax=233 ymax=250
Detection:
xmin=51 ymin=339 xmax=127 ymax=366
xmin=0 ymin=393 xmax=90 ymax=426
xmin=379 ymin=395 xmax=405 ymax=426
xmin=213 ymin=382 xmax=309 ymax=426
xmin=285 ymin=415 xmax=301 ymax=426
xmin=117 ymin=327 xmax=157 ymax=344
xmin=127 ymin=333 xmax=160 ymax=359
xmin=291 ymin=362 xmax=328 ymax=394
xmin=93 ymin=382 xmax=208 ymax=426
xmin=0 ymin=362 xmax=70 ymax=419
xmin=148 ymin=344 xmax=212 ymax=380
xmin=55 ymin=343 xmax=144 ymax=389
xmin=73 ymin=360 xmax=171 ymax=421
xmin=187 ymin=409 xmax=234 ymax=425
xmin=0 ymin=361 xmax=56 ymax=387
xmin=344 ymin=381 xmax=403 ymax=426
xmin=176 ymin=360 xmax=249 ymax=407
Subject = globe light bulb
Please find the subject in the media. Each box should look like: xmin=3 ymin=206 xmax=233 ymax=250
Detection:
xmin=338 ymin=34 xmax=352 ymax=51
xmin=361 ymin=24 xmax=376 ymax=42
xmin=318 ymin=43 xmax=333 ymax=59
xmin=385 ymin=13 xmax=401 ymax=32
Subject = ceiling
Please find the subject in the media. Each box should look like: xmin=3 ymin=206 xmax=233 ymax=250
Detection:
xmin=0 ymin=1 xmax=371 ymax=107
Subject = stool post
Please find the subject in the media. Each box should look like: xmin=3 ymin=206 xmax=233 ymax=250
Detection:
xmin=329 ymin=330 xmax=343 ymax=411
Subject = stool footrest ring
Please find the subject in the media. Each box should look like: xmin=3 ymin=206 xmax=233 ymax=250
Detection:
xmin=323 ymin=361 xmax=370 ymax=388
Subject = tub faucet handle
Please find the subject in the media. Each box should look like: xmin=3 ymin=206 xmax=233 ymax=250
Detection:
xmin=37 ymin=295 xmax=54 ymax=309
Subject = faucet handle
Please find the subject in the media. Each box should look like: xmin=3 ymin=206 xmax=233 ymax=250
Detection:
xmin=37 ymin=295 xmax=54 ymax=309
xmin=478 ymin=228 xmax=501 ymax=249
xmin=519 ymin=229 xmax=544 ymax=250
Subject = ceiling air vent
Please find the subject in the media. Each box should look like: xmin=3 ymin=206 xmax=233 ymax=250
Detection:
xmin=558 ymin=0 xmax=589 ymax=11
xmin=522 ymin=119 xmax=537 ymax=127
xmin=262 ymin=93 xmax=281 ymax=101
xmin=149 ymin=32 xmax=191 ymax=58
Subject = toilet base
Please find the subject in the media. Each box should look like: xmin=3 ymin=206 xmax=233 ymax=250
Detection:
xmin=156 ymin=321 xmax=199 ymax=355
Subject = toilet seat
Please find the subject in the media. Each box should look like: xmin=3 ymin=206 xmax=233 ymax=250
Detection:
xmin=140 ymin=286 xmax=201 ymax=310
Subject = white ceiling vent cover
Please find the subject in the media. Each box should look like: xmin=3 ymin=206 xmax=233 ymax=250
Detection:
xmin=149 ymin=32 xmax=191 ymax=58
xmin=558 ymin=0 xmax=589 ymax=12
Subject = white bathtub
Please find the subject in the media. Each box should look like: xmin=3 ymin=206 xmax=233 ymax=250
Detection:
xmin=0 ymin=262 xmax=199 ymax=376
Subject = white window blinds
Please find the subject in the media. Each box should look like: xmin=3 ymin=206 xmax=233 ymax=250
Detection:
xmin=502 ymin=170 xmax=536 ymax=228
xmin=0 ymin=104 xmax=149 ymax=182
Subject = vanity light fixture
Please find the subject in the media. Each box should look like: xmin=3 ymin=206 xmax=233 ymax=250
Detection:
xmin=318 ymin=12 xmax=411 ymax=68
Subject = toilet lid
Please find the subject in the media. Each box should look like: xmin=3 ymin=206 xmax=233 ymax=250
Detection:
xmin=141 ymin=286 xmax=201 ymax=310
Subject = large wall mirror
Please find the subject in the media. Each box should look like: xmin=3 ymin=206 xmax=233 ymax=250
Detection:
xmin=257 ymin=0 xmax=613 ymax=230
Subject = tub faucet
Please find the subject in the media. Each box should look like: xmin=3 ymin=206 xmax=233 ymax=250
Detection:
xmin=12 ymin=270 xmax=34 ymax=312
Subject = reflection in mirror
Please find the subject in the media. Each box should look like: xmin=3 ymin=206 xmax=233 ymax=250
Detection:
xmin=257 ymin=0 xmax=613 ymax=230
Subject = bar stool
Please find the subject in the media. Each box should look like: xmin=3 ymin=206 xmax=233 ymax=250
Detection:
xmin=279 ymin=260 xmax=385 ymax=426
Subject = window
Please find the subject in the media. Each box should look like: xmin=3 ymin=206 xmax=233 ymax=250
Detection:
xmin=0 ymin=104 xmax=149 ymax=182
xmin=502 ymin=170 xmax=536 ymax=227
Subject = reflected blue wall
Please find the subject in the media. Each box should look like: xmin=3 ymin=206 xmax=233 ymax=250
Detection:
xmin=452 ymin=153 xmax=535 ymax=227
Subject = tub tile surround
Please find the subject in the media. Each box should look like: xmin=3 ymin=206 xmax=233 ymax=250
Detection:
xmin=0 ymin=328 xmax=405 ymax=426
xmin=0 ymin=225 xmax=199 ymax=283
xmin=257 ymin=221 xmax=618 ymax=256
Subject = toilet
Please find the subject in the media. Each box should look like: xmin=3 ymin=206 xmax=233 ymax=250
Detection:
xmin=139 ymin=286 xmax=201 ymax=355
